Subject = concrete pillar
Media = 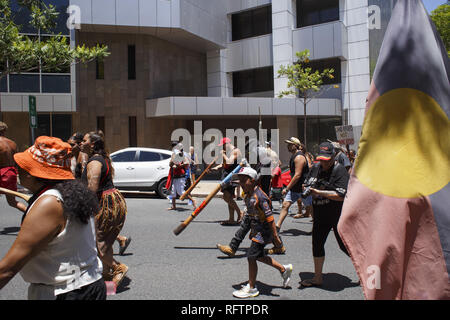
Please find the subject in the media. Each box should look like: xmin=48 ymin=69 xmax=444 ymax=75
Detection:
xmin=272 ymin=0 xmax=296 ymax=97
xmin=276 ymin=116 xmax=298 ymax=167
xmin=206 ymin=49 xmax=232 ymax=97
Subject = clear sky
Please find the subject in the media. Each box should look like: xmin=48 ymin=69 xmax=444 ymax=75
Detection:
xmin=423 ymin=0 xmax=447 ymax=13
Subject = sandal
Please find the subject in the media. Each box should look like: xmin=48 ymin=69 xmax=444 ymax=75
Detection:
xmin=300 ymin=278 xmax=323 ymax=287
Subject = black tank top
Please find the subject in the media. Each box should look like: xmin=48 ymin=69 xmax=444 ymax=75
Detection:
xmin=82 ymin=155 xmax=115 ymax=198
xmin=289 ymin=151 xmax=309 ymax=193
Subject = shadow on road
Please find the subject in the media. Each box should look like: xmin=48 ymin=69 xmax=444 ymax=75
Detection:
xmin=0 ymin=227 xmax=20 ymax=236
xmin=298 ymin=272 xmax=360 ymax=292
xmin=116 ymin=277 xmax=131 ymax=294
xmin=280 ymin=228 xmax=312 ymax=237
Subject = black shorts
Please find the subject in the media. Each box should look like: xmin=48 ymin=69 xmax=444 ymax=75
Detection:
xmin=247 ymin=241 xmax=266 ymax=259
xmin=56 ymin=278 xmax=106 ymax=300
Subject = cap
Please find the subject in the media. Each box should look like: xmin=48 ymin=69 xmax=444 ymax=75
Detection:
xmin=316 ymin=142 xmax=335 ymax=161
xmin=284 ymin=137 xmax=301 ymax=147
xmin=14 ymin=136 xmax=75 ymax=180
xmin=218 ymin=137 xmax=231 ymax=146
xmin=233 ymin=167 xmax=257 ymax=180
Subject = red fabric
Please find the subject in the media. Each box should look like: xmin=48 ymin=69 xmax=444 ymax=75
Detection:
xmin=165 ymin=168 xmax=173 ymax=190
xmin=0 ymin=166 xmax=18 ymax=191
xmin=271 ymin=167 xmax=283 ymax=188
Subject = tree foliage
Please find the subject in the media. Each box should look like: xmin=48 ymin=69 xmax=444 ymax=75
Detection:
xmin=0 ymin=0 xmax=109 ymax=80
xmin=430 ymin=4 xmax=450 ymax=57
xmin=277 ymin=50 xmax=337 ymax=146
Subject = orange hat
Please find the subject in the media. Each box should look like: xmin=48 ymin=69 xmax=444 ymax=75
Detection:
xmin=14 ymin=136 xmax=75 ymax=180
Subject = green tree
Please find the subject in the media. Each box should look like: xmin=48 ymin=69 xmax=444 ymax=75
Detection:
xmin=430 ymin=4 xmax=450 ymax=57
xmin=277 ymin=49 xmax=337 ymax=147
xmin=0 ymin=0 xmax=109 ymax=117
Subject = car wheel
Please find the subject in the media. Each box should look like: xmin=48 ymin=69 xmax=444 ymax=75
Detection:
xmin=156 ymin=178 xmax=169 ymax=199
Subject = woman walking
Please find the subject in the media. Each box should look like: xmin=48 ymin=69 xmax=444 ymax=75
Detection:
xmin=0 ymin=136 xmax=105 ymax=300
xmin=81 ymin=131 xmax=129 ymax=288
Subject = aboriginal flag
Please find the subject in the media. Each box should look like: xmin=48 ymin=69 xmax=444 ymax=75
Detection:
xmin=338 ymin=0 xmax=450 ymax=299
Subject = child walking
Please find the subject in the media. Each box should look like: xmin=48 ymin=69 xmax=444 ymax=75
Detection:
xmin=232 ymin=167 xmax=293 ymax=299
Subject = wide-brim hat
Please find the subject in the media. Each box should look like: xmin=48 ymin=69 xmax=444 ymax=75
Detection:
xmin=14 ymin=136 xmax=75 ymax=180
xmin=284 ymin=137 xmax=301 ymax=147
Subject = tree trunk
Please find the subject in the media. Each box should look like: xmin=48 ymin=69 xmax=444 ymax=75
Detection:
xmin=303 ymin=97 xmax=307 ymax=148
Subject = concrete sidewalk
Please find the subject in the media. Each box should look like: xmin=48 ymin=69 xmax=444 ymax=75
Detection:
xmin=190 ymin=180 xmax=225 ymax=198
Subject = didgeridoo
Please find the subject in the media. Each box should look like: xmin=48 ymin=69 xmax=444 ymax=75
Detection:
xmin=173 ymin=159 xmax=248 ymax=236
xmin=179 ymin=156 xmax=218 ymax=201
xmin=0 ymin=187 xmax=31 ymax=201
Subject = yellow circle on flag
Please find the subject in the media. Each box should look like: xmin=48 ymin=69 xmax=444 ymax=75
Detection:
xmin=355 ymin=88 xmax=450 ymax=198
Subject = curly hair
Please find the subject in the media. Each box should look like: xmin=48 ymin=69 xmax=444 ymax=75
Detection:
xmin=53 ymin=180 xmax=99 ymax=224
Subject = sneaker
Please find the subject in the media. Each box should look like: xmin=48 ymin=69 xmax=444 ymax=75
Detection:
xmin=119 ymin=237 xmax=132 ymax=256
xmin=281 ymin=264 xmax=293 ymax=288
xmin=217 ymin=244 xmax=235 ymax=257
xmin=112 ymin=264 xmax=129 ymax=288
xmin=233 ymin=284 xmax=259 ymax=298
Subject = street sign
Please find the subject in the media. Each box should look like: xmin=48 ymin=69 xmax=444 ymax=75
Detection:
xmin=335 ymin=125 xmax=354 ymax=145
xmin=29 ymin=96 xmax=37 ymax=129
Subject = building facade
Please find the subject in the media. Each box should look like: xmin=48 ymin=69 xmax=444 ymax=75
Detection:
xmin=1 ymin=0 xmax=397 ymax=163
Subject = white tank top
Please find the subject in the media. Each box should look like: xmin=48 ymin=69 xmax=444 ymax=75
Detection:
xmin=19 ymin=189 xmax=103 ymax=299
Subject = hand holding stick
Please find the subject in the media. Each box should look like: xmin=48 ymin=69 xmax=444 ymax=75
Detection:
xmin=180 ymin=156 xmax=218 ymax=201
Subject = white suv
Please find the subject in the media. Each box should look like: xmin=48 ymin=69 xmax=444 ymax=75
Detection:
xmin=110 ymin=147 xmax=172 ymax=198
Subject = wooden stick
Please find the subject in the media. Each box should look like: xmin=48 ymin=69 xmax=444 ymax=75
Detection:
xmin=0 ymin=187 xmax=30 ymax=201
xmin=180 ymin=156 xmax=218 ymax=201
xmin=173 ymin=161 xmax=246 ymax=236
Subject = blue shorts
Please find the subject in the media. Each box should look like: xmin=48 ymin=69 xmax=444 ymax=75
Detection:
xmin=284 ymin=190 xmax=312 ymax=206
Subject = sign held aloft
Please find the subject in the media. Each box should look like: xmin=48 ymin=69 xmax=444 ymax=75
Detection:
xmin=335 ymin=125 xmax=354 ymax=145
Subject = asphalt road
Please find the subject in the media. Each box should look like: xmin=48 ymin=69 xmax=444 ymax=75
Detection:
xmin=0 ymin=193 xmax=363 ymax=300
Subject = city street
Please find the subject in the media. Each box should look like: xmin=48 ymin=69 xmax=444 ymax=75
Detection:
xmin=0 ymin=192 xmax=363 ymax=300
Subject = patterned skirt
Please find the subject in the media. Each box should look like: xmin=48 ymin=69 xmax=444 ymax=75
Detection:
xmin=95 ymin=188 xmax=127 ymax=267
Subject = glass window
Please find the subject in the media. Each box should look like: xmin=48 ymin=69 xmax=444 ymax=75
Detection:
xmin=232 ymin=5 xmax=272 ymax=41
xmin=297 ymin=0 xmax=339 ymax=28
xmin=233 ymin=66 xmax=274 ymax=96
xmin=298 ymin=117 xmax=342 ymax=155
xmin=42 ymin=75 xmax=71 ymax=93
xmin=160 ymin=153 xmax=171 ymax=160
xmin=10 ymin=0 xmax=37 ymax=34
xmin=128 ymin=45 xmax=136 ymax=80
xmin=0 ymin=76 xmax=7 ymax=92
xmin=36 ymin=114 xmax=51 ymax=137
xmin=41 ymin=0 xmax=70 ymax=35
xmin=302 ymin=58 xmax=341 ymax=85
xmin=139 ymin=151 xmax=161 ymax=162
xmin=51 ymin=114 xmax=72 ymax=141
xmin=129 ymin=116 xmax=137 ymax=147
xmin=111 ymin=151 xmax=137 ymax=162
xmin=9 ymin=74 xmax=40 ymax=92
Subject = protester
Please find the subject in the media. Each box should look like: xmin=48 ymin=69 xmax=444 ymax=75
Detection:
xmin=67 ymin=132 xmax=87 ymax=179
xmin=189 ymin=146 xmax=199 ymax=181
xmin=300 ymin=142 xmax=350 ymax=287
xmin=168 ymin=143 xmax=196 ymax=210
xmin=275 ymin=137 xmax=309 ymax=231
xmin=210 ymin=138 xmax=244 ymax=225
xmin=293 ymin=143 xmax=314 ymax=219
xmin=231 ymin=167 xmax=292 ymax=299
xmin=0 ymin=136 xmax=105 ymax=300
xmin=81 ymin=131 xmax=129 ymax=288
xmin=270 ymin=160 xmax=283 ymax=210
xmin=0 ymin=122 xmax=27 ymax=213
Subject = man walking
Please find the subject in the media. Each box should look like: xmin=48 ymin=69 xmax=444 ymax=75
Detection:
xmin=275 ymin=137 xmax=309 ymax=231
xmin=0 ymin=122 xmax=27 ymax=213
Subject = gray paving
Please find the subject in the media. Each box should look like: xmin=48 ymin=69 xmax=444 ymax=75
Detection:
xmin=0 ymin=193 xmax=363 ymax=300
